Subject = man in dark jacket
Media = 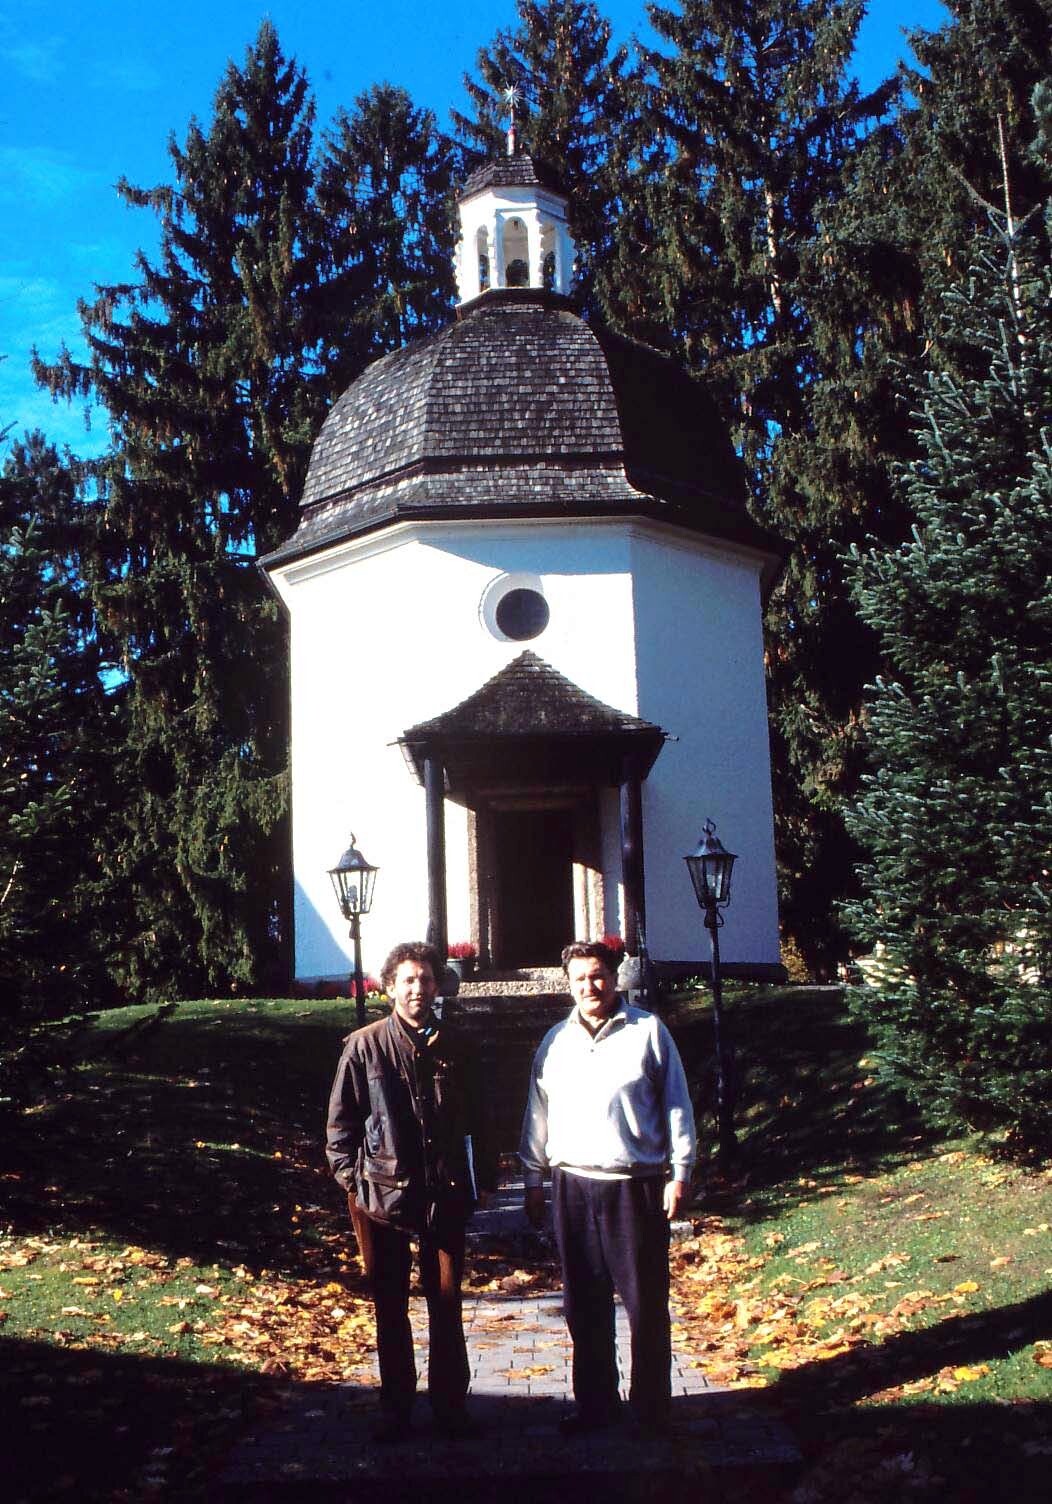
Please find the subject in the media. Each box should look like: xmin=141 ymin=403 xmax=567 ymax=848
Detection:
xmin=326 ymin=940 xmax=493 ymax=1442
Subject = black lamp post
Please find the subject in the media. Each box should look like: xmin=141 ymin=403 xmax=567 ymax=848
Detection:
xmin=685 ymin=820 xmax=738 ymax=1166
xmin=328 ymin=833 xmax=378 ymax=1028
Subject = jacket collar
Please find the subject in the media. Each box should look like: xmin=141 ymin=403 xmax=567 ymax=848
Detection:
xmin=570 ymin=998 xmax=627 ymax=1039
xmin=390 ymin=1008 xmax=440 ymax=1055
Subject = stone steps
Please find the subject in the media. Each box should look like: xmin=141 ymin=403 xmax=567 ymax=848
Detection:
xmin=445 ymin=989 xmax=569 ymax=1153
xmin=454 ymin=967 xmax=565 ymax=997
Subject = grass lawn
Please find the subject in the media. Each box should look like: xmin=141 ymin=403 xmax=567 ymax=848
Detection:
xmin=666 ymin=984 xmax=1052 ymax=1501
xmin=1 ymin=987 xmax=1049 ymax=1501
xmin=1 ymin=997 xmax=370 ymax=1500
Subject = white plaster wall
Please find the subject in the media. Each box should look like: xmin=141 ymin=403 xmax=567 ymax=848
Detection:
xmin=271 ymin=517 xmax=779 ymax=979
xmin=272 ymin=520 xmax=638 ymax=980
xmin=628 ymin=528 xmax=781 ymax=967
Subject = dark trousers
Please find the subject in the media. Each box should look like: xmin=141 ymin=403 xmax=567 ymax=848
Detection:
xmin=348 ymin=1196 xmax=469 ymax=1422
xmin=551 ymin=1167 xmax=672 ymax=1424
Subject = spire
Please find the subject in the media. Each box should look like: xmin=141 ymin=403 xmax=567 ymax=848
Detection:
xmin=503 ymin=83 xmax=520 ymax=158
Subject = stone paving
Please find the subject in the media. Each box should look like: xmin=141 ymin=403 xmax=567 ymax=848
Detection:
xmin=214 ymin=1188 xmax=799 ymax=1501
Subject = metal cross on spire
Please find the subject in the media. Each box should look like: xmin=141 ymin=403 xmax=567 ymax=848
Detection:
xmin=503 ymin=83 xmax=520 ymax=157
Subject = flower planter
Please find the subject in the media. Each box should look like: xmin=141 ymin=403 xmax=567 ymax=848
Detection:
xmin=447 ymin=945 xmax=477 ymax=981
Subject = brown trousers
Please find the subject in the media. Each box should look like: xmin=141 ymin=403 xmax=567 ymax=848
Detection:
xmin=348 ymin=1194 xmax=469 ymax=1422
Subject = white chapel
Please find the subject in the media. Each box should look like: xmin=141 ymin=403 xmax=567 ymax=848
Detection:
xmin=261 ymin=151 xmax=784 ymax=984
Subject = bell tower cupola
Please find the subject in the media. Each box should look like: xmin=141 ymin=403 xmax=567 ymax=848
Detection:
xmin=453 ymin=103 xmax=576 ymax=306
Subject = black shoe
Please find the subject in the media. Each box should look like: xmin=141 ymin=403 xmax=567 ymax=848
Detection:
xmin=558 ymin=1410 xmax=615 ymax=1438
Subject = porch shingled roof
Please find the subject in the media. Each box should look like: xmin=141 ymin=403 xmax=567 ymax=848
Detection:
xmin=398 ymin=651 xmax=667 ymax=790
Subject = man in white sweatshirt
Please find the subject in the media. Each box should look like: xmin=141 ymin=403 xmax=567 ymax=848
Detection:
xmin=520 ymin=940 xmax=696 ymax=1436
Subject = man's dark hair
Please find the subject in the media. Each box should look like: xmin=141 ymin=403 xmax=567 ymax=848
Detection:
xmin=561 ymin=941 xmax=619 ymax=976
xmin=380 ymin=941 xmax=443 ymax=993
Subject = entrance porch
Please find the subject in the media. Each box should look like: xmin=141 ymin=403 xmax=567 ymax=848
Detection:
xmin=399 ymin=651 xmax=666 ymax=970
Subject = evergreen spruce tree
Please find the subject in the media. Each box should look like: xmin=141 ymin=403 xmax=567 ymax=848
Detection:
xmin=899 ymin=0 xmax=1052 ymax=282
xmin=33 ymin=22 xmax=328 ymax=999
xmin=600 ymin=0 xmax=894 ymax=974
xmin=843 ymin=231 xmax=1052 ymax=1147
xmin=759 ymin=78 xmax=915 ymax=978
xmin=0 ymin=434 xmax=118 ymax=1020
xmin=0 ymin=518 xmax=73 ymax=1017
xmin=777 ymin=0 xmax=1052 ymax=975
xmin=605 ymin=0 xmax=886 ymax=425
xmin=452 ymin=0 xmax=629 ymax=308
xmin=317 ymin=83 xmax=459 ymax=356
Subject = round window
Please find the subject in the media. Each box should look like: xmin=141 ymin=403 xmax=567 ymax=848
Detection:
xmin=480 ymin=574 xmax=551 ymax=643
xmin=495 ymin=587 xmax=550 ymax=641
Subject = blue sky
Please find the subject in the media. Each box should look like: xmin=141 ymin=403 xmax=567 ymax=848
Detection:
xmin=0 ymin=0 xmax=947 ymax=455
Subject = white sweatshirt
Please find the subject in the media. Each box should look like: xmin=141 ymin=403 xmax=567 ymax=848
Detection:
xmin=519 ymin=1002 xmax=697 ymax=1187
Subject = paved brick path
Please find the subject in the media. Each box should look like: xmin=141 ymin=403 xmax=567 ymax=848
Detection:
xmin=215 ymin=1187 xmax=798 ymax=1500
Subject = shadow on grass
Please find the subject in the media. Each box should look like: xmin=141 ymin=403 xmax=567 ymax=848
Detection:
xmin=670 ymin=988 xmax=947 ymax=1217
xmin=8 ymin=1300 xmax=1047 ymax=1503
xmin=757 ymin=1285 xmax=1052 ymax=1501
xmin=2 ymin=1333 xmax=278 ymax=1503
xmin=1 ymin=1005 xmax=354 ymax=1279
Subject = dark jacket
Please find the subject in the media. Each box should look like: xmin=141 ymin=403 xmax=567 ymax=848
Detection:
xmin=326 ymin=1010 xmax=495 ymax=1233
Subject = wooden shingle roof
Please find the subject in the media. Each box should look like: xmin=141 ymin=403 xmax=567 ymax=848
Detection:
xmin=399 ymin=651 xmax=667 ymax=791
xmin=261 ymin=289 xmax=780 ymax=580
xmin=460 ymin=154 xmax=564 ymax=199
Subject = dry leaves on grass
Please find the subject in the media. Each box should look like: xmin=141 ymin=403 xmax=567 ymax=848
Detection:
xmin=2 ymin=1224 xmax=563 ymax=1389
xmin=668 ymin=1216 xmax=1012 ymax=1400
xmin=191 ymin=1275 xmax=377 ymax=1381
xmin=0 ymin=1233 xmax=378 ymax=1382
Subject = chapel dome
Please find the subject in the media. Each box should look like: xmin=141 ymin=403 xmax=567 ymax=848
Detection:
xmin=261 ymin=155 xmax=779 ymax=578
xmin=264 ymin=289 xmax=777 ymax=574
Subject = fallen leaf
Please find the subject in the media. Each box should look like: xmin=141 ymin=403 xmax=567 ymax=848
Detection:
xmin=864 ymin=1252 xmax=909 ymax=1275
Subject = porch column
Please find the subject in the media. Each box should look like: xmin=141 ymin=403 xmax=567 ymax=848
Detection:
xmin=619 ymin=758 xmax=645 ymax=954
xmin=423 ymin=754 xmax=447 ymax=957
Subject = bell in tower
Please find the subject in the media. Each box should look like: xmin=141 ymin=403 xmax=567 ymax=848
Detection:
xmin=453 ymin=99 xmax=576 ymax=306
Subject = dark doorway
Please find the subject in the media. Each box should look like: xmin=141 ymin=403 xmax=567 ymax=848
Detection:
xmin=493 ymin=808 xmax=574 ymax=967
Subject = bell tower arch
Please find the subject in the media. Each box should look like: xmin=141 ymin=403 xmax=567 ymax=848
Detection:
xmin=453 ymin=154 xmax=576 ymax=306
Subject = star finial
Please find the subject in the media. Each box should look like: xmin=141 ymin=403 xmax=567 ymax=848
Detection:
xmin=503 ymin=83 xmax=520 ymax=157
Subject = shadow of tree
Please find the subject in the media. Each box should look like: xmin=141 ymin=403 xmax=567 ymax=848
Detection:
xmin=754 ymin=1286 xmax=1052 ymax=1500
xmin=2 ymin=1334 xmax=279 ymax=1502
xmin=670 ymin=988 xmax=948 ymax=1217
xmin=1 ymin=1008 xmax=353 ymax=1279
